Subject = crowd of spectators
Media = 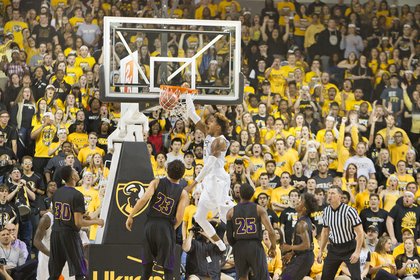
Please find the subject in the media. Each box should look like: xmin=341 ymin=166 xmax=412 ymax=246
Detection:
xmin=0 ymin=0 xmax=419 ymax=279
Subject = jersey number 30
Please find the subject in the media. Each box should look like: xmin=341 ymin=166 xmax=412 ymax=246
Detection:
xmin=54 ymin=202 xmax=71 ymax=221
xmin=235 ymin=218 xmax=257 ymax=235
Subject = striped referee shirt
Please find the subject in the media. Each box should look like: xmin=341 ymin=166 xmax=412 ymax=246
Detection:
xmin=323 ymin=203 xmax=362 ymax=244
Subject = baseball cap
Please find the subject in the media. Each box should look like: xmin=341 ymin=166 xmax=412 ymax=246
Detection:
xmin=348 ymin=24 xmax=356 ymax=28
xmin=404 ymin=191 xmax=415 ymax=198
xmin=46 ymin=84 xmax=55 ymax=90
xmin=402 ymin=227 xmax=414 ymax=236
xmin=234 ymin=158 xmax=244 ymax=164
xmin=43 ymin=112 xmax=54 ymax=120
xmin=262 ymin=79 xmax=270 ymax=85
xmin=11 ymin=166 xmax=22 ymax=174
xmin=367 ymin=225 xmax=378 ymax=232
xmin=404 ymin=24 xmax=411 ymax=29
xmin=11 ymin=49 xmax=20 ymax=54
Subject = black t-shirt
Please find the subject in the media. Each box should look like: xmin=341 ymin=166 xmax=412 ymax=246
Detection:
xmin=310 ymin=204 xmax=326 ymax=237
xmin=22 ymin=172 xmax=45 ymax=209
xmin=389 ymin=204 xmax=420 ymax=242
xmin=85 ymin=111 xmax=101 ymax=133
xmin=359 ymin=207 xmax=388 ymax=236
xmin=266 ymin=208 xmax=279 ymax=228
xmin=268 ymin=174 xmax=281 ymax=189
xmin=313 ymin=175 xmax=333 ymax=192
xmin=279 ymin=207 xmax=298 ymax=245
xmin=51 ymin=186 xmax=85 ymax=232
xmin=185 ymin=239 xmax=223 ymax=279
xmin=395 ymin=254 xmax=420 ymax=278
xmin=32 ymin=24 xmax=57 ymax=47
xmin=0 ymin=202 xmax=20 ymax=227
xmin=291 ymin=174 xmax=308 ymax=193
xmin=0 ymin=125 xmax=17 ymax=150
xmin=375 ymin=162 xmax=396 ymax=187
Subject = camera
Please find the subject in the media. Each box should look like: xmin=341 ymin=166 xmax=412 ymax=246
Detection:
xmin=190 ymin=224 xmax=202 ymax=236
xmin=0 ymin=258 xmax=6 ymax=265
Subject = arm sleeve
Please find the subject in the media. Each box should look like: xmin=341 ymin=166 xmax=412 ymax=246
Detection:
xmin=195 ymin=155 xmax=217 ymax=182
xmin=348 ymin=207 xmax=362 ymax=227
xmin=226 ymin=220 xmax=235 ymax=246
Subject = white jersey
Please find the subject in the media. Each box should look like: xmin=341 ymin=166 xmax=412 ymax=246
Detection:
xmin=37 ymin=212 xmax=71 ymax=280
xmin=203 ymin=134 xmax=230 ymax=172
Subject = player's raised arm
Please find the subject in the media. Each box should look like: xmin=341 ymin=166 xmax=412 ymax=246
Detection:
xmin=186 ymin=94 xmax=207 ymax=133
xmin=126 ymin=178 xmax=159 ymax=231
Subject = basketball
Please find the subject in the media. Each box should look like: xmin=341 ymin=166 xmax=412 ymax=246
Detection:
xmin=159 ymin=91 xmax=179 ymax=111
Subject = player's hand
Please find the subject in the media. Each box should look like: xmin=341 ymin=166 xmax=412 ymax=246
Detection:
xmin=280 ymin=244 xmax=292 ymax=252
xmin=268 ymin=245 xmax=276 ymax=258
xmin=349 ymin=251 xmax=360 ymax=264
xmin=96 ymin=218 xmax=104 ymax=227
xmin=126 ymin=216 xmax=133 ymax=231
xmin=317 ymin=251 xmax=323 ymax=264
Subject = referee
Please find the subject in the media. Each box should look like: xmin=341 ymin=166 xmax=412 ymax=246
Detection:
xmin=317 ymin=186 xmax=364 ymax=280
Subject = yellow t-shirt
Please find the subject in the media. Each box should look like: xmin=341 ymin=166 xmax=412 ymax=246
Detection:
xmin=262 ymin=243 xmax=282 ymax=275
xmin=382 ymin=191 xmax=400 ymax=212
xmin=75 ymin=186 xmax=100 ymax=240
xmin=182 ymin=204 xmax=212 ymax=231
xmin=294 ymin=14 xmax=310 ymax=36
xmin=68 ymin=132 xmax=88 ymax=150
xmin=271 ymin=186 xmax=295 ymax=216
xmin=33 ymin=125 xmax=57 ymax=158
xmin=153 ymin=166 xmax=167 ymax=179
xmin=75 ymin=56 xmax=96 ymax=71
xmin=183 ymin=166 xmax=195 ymax=185
xmin=377 ymin=127 xmax=410 ymax=145
xmin=369 ymin=252 xmax=395 ymax=278
xmin=266 ymin=67 xmax=286 ymax=95
xmin=252 ymin=187 xmax=273 ymax=201
xmin=51 ymin=0 xmax=67 ymax=8
xmin=277 ymin=2 xmax=295 ymax=26
xmin=66 ymin=65 xmax=83 ymax=85
xmin=77 ymin=146 xmax=106 ymax=166
xmin=4 ymin=21 xmax=28 ymax=49
xmin=388 ymin=144 xmax=410 ymax=167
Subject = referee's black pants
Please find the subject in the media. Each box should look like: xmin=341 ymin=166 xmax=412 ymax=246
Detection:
xmin=321 ymin=240 xmax=361 ymax=280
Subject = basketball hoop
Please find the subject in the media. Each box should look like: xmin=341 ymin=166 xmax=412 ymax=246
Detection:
xmin=159 ymin=85 xmax=198 ymax=121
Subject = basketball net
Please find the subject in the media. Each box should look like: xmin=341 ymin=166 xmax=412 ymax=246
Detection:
xmin=159 ymin=85 xmax=198 ymax=121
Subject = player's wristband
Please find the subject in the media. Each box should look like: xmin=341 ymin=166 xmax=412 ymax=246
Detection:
xmin=190 ymin=111 xmax=201 ymax=124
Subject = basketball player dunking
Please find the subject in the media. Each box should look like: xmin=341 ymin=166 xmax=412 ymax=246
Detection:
xmin=186 ymin=96 xmax=234 ymax=251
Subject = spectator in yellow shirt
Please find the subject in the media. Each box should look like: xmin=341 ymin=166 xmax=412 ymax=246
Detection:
xmin=369 ymin=236 xmax=398 ymax=279
xmin=77 ymin=132 xmax=105 ymax=166
xmin=4 ymin=9 xmax=28 ymax=49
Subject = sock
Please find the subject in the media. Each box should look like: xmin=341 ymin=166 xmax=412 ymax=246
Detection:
xmin=215 ymin=240 xmax=226 ymax=251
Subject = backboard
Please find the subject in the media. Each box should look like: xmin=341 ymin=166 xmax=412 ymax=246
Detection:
xmin=100 ymin=16 xmax=243 ymax=105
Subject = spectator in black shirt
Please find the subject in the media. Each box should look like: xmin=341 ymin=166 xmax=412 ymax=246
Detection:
xmin=31 ymin=13 xmax=59 ymax=47
xmin=360 ymin=193 xmax=388 ymax=237
xmin=0 ymin=184 xmax=20 ymax=229
xmin=387 ymin=191 xmax=420 ymax=245
xmin=38 ymin=181 xmax=57 ymax=217
xmin=266 ymin=160 xmax=280 ymax=188
xmin=256 ymin=192 xmax=279 ymax=229
xmin=183 ymin=221 xmax=228 ymax=280
xmin=316 ymin=19 xmax=342 ymax=71
xmin=313 ymin=160 xmax=334 ymax=192
xmin=86 ymin=98 xmax=101 ymax=133
xmin=308 ymin=0 xmax=326 ymax=15
xmin=280 ymin=189 xmax=299 ymax=245
xmin=0 ymin=111 xmax=18 ymax=156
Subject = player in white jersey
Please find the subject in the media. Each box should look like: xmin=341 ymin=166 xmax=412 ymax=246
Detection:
xmin=34 ymin=211 xmax=88 ymax=279
xmin=186 ymin=96 xmax=234 ymax=251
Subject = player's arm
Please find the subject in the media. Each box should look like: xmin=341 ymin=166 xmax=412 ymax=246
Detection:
xmin=74 ymin=212 xmax=104 ymax=228
xmin=225 ymin=208 xmax=235 ymax=246
xmin=258 ymin=205 xmax=276 ymax=257
xmin=282 ymin=220 xmax=310 ymax=252
xmin=33 ymin=213 xmax=51 ymax=256
xmin=317 ymin=226 xmax=330 ymax=263
xmin=194 ymin=137 xmax=226 ymax=184
xmin=185 ymin=95 xmax=207 ymax=133
xmin=125 ymin=179 xmax=158 ymax=231
xmin=174 ymin=190 xmax=189 ymax=229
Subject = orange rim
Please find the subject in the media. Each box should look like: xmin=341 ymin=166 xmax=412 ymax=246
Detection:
xmin=159 ymin=85 xmax=198 ymax=96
